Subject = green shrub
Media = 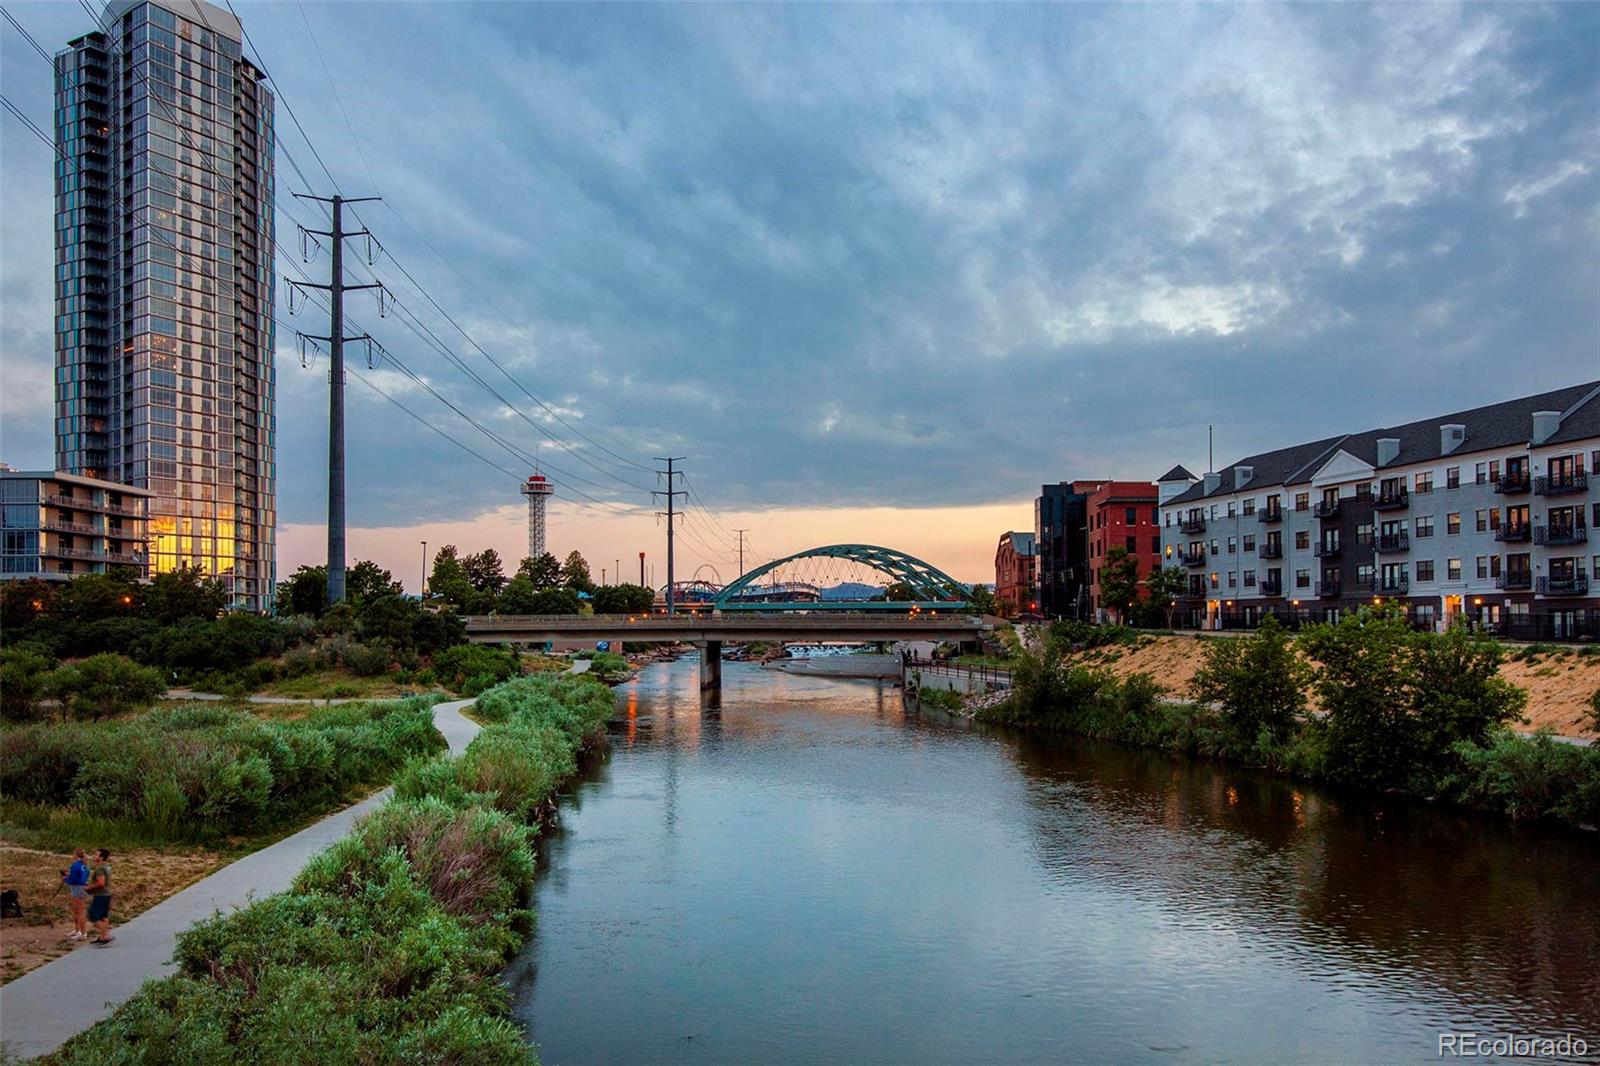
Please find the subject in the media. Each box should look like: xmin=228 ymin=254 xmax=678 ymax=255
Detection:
xmin=433 ymin=643 xmax=518 ymax=693
xmin=0 ymin=645 xmax=56 ymax=722
xmin=47 ymin=653 xmax=166 ymax=720
xmin=339 ymin=639 xmax=394 ymax=678
xmin=1442 ymin=731 xmax=1600 ymax=825
xmin=1189 ymin=616 xmax=1309 ymax=755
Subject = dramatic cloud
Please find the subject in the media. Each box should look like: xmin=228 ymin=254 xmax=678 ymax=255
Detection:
xmin=2 ymin=2 xmax=1596 ymax=583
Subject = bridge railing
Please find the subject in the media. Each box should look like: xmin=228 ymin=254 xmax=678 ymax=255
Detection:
xmin=464 ymin=613 xmax=988 ymax=628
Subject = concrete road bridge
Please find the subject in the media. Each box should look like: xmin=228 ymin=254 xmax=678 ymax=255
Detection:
xmin=461 ymin=613 xmax=992 ymax=693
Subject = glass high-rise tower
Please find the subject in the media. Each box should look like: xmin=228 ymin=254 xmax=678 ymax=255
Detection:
xmin=55 ymin=0 xmax=276 ymax=610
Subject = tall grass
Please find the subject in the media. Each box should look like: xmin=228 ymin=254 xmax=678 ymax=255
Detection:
xmin=49 ymin=672 xmax=615 ymax=1065
xmin=0 ymin=697 xmax=444 ymax=850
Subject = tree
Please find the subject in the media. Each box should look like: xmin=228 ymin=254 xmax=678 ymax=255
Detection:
xmin=561 ymin=550 xmax=594 ymax=593
xmin=278 ymin=565 xmax=327 ymax=617
xmin=348 ymin=560 xmax=403 ymax=604
xmin=1 ymin=579 xmax=57 ymax=631
xmin=58 ymin=572 xmax=142 ymax=622
xmin=1097 ymin=546 xmax=1141 ymax=623
xmin=1189 ymin=615 xmax=1309 ymax=753
xmin=529 ymin=587 xmax=582 ymax=615
xmin=429 ymin=546 xmax=485 ymax=611
xmin=1143 ymin=566 xmax=1189 ymax=629
xmin=146 ymin=565 xmax=227 ymax=624
xmin=517 ymin=552 xmax=562 ymax=590
xmin=881 ymin=581 xmax=918 ymax=602
xmin=463 ymin=549 xmax=507 ymax=595
xmin=591 ymin=584 xmax=654 ymax=614
xmin=47 ymin=653 xmax=165 ymax=721
xmin=965 ymin=583 xmax=999 ymax=617
xmin=496 ymin=574 xmax=542 ymax=614
xmin=0 ymin=646 xmax=56 ymax=722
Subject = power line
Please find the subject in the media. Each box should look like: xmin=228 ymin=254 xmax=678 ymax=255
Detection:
xmin=293 ymin=0 xmax=378 ymax=195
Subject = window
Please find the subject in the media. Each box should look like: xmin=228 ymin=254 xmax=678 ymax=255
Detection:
xmin=1150 ymin=507 xmax=1158 ymax=523
xmin=1475 ymin=462 xmax=1487 ymax=485
xmin=1476 ymin=509 xmax=1488 ymax=533
xmin=1446 ymin=467 xmax=1460 ymax=490
xmin=1150 ymin=536 xmax=1160 ymax=554
xmin=1165 ymin=511 xmax=1172 ymax=526
xmin=1489 ymin=459 xmax=1500 ymax=483
xmin=1356 ymin=521 xmax=1374 ymax=545
xmin=1243 ymin=534 xmax=1256 ymax=552
xmin=1227 ymin=537 xmax=1237 ymax=554
xmin=1415 ymin=515 xmax=1434 ymax=538
xmin=1244 ymin=571 xmax=1256 ymax=587
xmin=1243 ymin=498 xmax=1256 ymax=516
xmin=1446 ymin=512 xmax=1460 ymax=535
xmin=1211 ymin=539 xmax=1220 ymax=555
xmin=1295 ymin=569 xmax=1310 ymax=589
xmin=1415 ymin=471 xmax=1433 ymax=494
xmin=1489 ymin=507 xmax=1501 ymax=531
xmin=1227 ymin=572 xmax=1237 ymax=588
xmin=1447 ymin=558 xmax=1462 ymax=581
xmin=1210 ymin=572 xmax=1220 ymax=589
xmin=1295 ymin=530 xmax=1310 ymax=550
xmin=1416 ymin=560 xmax=1435 ymax=582
xmin=1476 ymin=557 xmax=1488 ymax=580
xmin=1125 ymin=507 xmax=1137 ymax=524
xmin=1125 ymin=535 xmax=1137 ymax=554
xmin=1294 ymin=492 xmax=1309 ymax=512
xmin=1491 ymin=555 xmax=1501 ymax=578
xmin=1211 ymin=505 xmax=1218 ymax=519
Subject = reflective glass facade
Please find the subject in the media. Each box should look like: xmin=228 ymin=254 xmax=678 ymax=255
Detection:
xmin=54 ymin=0 xmax=275 ymax=610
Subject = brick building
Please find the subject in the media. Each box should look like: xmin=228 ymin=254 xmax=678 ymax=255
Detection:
xmin=1086 ymin=480 xmax=1160 ymax=620
xmin=993 ymin=530 xmax=1037 ymax=618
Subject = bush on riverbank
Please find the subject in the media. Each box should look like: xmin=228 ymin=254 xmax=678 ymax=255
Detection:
xmin=985 ymin=608 xmax=1599 ymax=830
xmin=0 ymin=697 xmax=444 ymax=849
xmin=48 ymin=672 xmax=615 ymax=1065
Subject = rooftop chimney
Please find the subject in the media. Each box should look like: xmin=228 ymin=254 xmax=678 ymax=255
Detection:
xmin=1202 ymin=472 xmax=1221 ymax=495
xmin=1376 ymin=438 xmax=1400 ymax=467
xmin=1439 ymin=424 xmax=1466 ymax=455
xmin=1532 ymin=411 xmax=1560 ymax=446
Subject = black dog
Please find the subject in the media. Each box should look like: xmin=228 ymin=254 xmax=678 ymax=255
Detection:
xmin=0 ymin=889 xmax=21 ymax=919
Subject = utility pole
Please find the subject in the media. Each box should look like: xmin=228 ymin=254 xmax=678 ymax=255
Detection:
xmin=653 ymin=457 xmax=686 ymax=614
xmin=289 ymin=193 xmax=384 ymax=606
xmin=733 ymin=529 xmax=749 ymax=578
xmin=639 ymin=551 xmax=645 ymax=587
xmin=420 ymin=540 xmax=427 ymax=597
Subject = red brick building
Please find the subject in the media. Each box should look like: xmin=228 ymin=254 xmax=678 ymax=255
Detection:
xmin=993 ymin=530 xmax=1037 ymax=618
xmin=1086 ymin=481 xmax=1160 ymax=620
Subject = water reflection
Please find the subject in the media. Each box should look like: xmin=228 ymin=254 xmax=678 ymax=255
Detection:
xmin=510 ymin=658 xmax=1600 ymax=1065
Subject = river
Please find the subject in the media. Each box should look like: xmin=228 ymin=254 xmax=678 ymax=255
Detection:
xmin=506 ymin=656 xmax=1600 ymax=1064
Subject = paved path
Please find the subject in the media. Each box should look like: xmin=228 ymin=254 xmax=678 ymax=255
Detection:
xmin=165 ymin=689 xmax=431 ymax=706
xmin=0 ymin=698 xmax=481 ymax=1062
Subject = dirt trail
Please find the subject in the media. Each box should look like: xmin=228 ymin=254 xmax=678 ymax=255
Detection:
xmin=1067 ymin=635 xmax=1599 ymax=740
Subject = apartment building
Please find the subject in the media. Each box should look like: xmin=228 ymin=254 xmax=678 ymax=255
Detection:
xmin=1 ymin=468 xmax=151 ymax=580
xmin=1085 ymin=481 xmax=1160 ymax=619
xmin=994 ymin=530 xmax=1037 ymax=618
xmin=1158 ymin=382 xmax=1600 ymax=640
xmin=1036 ymin=481 xmax=1098 ymax=619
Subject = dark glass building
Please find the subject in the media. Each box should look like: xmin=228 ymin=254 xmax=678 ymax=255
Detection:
xmin=1035 ymin=481 xmax=1096 ymax=619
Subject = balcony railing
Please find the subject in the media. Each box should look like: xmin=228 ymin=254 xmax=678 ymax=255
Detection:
xmin=1373 ymin=487 xmax=1410 ymax=510
xmin=1376 ymin=533 xmax=1410 ymax=553
xmin=1534 ymin=524 xmax=1588 ymax=546
xmin=1313 ymin=542 xmax=1341 ymax=558
xmin=43 ymin=493 xmax=143 ymax=519
xmin=1313 ymin=499 xmax=1341 ymax=519
xmin=1258 ymin=542 xmax=1283 ymax=559
xmin=1178 ymin=516 xmax=1207 ymax=534
xmin=1259 ymin=580 xmax=1283 ymax=597
xmin=1180 ymin=550 xmax=1208 ymax=568
xmin=1536 ymin=575 xmax=1590 ymax=596
xmin=1495 ymin=573 xmax=1533 ymax=591
xmin=1315 ymin=581 xmax=1341 ymax=599
xmin=1534 ymin=472 xmax=1588 ymax=496
xmin=1377 ymin=574 xmax=1410 ymax=594
xmin=1257 ymin=509 xmax=1283 ymax=524
xmin=1493 ymin=472 xmax=1530 ymax=494
xmin=43 ymin=519 xmax=101 ymax=536
xmin=1494 ymin=523 xmax=1531 ymax=543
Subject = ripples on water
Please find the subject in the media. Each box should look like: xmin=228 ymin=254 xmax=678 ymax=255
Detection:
xmin=506 ymin=658 xmax=1600 ymax=1065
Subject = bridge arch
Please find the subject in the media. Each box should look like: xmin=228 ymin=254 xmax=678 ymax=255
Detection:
xmin=712 ymin=544 xmax=969 ymax=610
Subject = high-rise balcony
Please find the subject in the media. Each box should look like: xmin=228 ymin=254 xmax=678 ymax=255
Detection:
xmin=1493 ymin=471 xmax=1530 ymax=494
xmin=1257 ymin=508 xmax=1282 ymax=524
xmin=1180 ymin=549 xmax=1208 ymax=568
xmin=1494 ymin=523 xmax=1531 ymax=543
xmin=1534 ymin=472 xmax=1589 ymax=496
xmin=1259 ymin=579 xmax=1283 ymax=596
xmin=1315 ymin=580 xmax=1341 ymax=598
xmin=1495 ymin=572 xmax=1533 ymax=591
xmin=1377 ymin=574 xmax=1410 ymax=594
xmin=1313 ymin=542 xmax=1341 ymax=558
xmin=1534 ymin=524 xmax=1588 ymax=546
xmin=1258 ymin=542 xmax=1283 ymax=559
xmin=1373 ymin=486 xmax=1409 ymax=510
xmin=1178 ymin=515 xmax=1206 ymax=534
xmin=1313 ymin=499 xmax=1341 ymax=519
xmin=1376 ymin=533 xmax=1409 ymax=553
xmin=1536 ymin=575 xmax=1590 ymax=596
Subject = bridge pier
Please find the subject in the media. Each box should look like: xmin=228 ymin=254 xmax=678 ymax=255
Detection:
xmin=699 ymin=640 xmax=722 ymax=694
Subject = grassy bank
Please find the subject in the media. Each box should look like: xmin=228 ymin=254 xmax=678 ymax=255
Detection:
xmin=981 ymin=612 xmax=1600 ymax=831
xmin=0 ymin=697 xmax=445 ymax=852
xmin=45 ymin=672 xmax=614 ymax=1065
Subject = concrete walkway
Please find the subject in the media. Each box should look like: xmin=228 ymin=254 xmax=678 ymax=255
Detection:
xmin=0 ymin=698 xmax=481 ymax=1062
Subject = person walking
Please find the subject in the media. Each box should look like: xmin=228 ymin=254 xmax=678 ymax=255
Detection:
xmin=61 ymin=848 xmax=90 ymax=941
xmin=86 ymin=848 xmax=114 ymax=945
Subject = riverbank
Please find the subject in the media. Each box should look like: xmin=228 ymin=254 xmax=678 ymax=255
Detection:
xmin=32 ymin=672 xmax=613 ymax=1064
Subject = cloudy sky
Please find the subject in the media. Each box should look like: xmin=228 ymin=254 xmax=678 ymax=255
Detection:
xmin=2 ymin=1 xmax=1597 ymax=587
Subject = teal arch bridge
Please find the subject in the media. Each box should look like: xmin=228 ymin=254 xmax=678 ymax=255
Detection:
xmin=713 ymin=544 xmax=972 ymax=612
